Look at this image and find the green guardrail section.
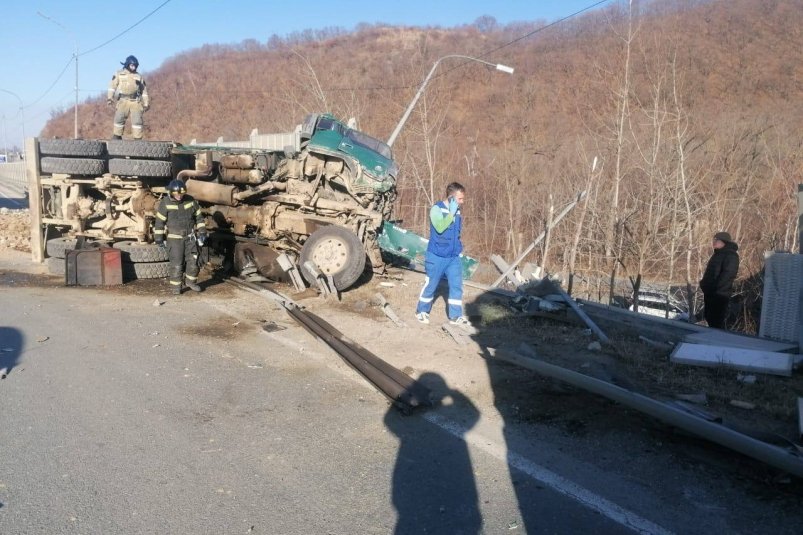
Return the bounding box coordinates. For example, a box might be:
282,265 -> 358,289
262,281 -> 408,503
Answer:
377,221 -> 478,280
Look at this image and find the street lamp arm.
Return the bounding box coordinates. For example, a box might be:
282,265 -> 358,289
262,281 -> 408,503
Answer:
386,55 -> 514,147
0,88 -> 27,157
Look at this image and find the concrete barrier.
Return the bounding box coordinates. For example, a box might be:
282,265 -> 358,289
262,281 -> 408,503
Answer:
0,162 -> 27,190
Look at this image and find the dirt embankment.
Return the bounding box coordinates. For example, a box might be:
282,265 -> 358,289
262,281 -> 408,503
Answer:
0,209 -> 32,252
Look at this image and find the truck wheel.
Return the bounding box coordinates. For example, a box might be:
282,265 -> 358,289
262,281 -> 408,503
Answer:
46,237 -> 78,259
113,241 -> 169,262
106,140 -> 172,159
109,158 -> 172,177
39,139 -> 105,157
41,157 -> 106,176
46,256 -> 66,276
122,261 -> 170,280
299,226 -> 365,290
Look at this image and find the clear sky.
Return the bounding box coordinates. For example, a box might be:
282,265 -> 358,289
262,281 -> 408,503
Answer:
0,0 -> 611,148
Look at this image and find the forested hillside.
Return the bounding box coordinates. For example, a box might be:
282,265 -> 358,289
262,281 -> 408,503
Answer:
42,0 -> 803,309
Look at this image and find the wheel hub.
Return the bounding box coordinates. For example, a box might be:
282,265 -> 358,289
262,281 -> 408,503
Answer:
311,238 -> 347,274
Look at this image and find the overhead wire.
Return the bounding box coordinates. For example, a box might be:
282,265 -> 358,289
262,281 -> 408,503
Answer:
21,0 -> 173,109
314,0 -> 614,92
79,0 -> 173,57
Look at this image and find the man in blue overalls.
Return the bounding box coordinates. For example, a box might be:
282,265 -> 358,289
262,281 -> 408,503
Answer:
415,182 -> 472,328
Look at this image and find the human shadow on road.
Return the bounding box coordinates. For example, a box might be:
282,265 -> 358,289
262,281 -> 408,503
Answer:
0,327 -> 24,379
384,372 -> 482,534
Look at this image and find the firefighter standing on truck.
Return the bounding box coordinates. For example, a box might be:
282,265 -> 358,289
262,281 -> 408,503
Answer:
154,180 -> 207,295
107,55 -> 149,140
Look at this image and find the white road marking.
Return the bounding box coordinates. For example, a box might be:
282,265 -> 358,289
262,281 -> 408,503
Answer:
425,412 -> 674,535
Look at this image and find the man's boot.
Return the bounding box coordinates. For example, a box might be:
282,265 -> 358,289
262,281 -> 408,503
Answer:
186,281 -> 201,292
171,285 -> 182,295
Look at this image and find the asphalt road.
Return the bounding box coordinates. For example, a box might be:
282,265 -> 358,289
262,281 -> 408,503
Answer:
0,277 -> 646,534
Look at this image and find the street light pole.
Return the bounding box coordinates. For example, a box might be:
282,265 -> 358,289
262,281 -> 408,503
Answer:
0,88 -> 26,160
387,55 -> 514,147
37,11 -> 79,139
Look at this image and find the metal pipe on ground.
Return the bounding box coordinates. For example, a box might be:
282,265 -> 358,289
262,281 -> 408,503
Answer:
489,347 -> 803,478
285,306 -> 430,411
226,277 -> 430,412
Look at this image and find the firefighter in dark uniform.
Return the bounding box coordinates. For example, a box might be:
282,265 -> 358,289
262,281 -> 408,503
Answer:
154,179 -> 207,295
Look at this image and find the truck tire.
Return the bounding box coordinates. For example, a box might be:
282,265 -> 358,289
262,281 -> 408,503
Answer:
109,158 -> 172,177
106,140 -> 172,159
299,226 -> 365,290
46,256 -> 66,276
41,157 -> 106,176
122,261 -> 170,280
46,237 -> 78,259
39,139 -> 105,157
113,241 -> 169,263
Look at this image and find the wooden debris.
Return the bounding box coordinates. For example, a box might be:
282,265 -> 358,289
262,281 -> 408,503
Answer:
670,343 -> 794,377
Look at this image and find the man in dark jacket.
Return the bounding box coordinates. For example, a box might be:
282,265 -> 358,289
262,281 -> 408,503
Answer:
699,231 -> 739,329
154,179 -> 207,295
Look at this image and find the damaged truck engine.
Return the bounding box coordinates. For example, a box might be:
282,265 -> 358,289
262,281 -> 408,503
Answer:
33,113 -> 401,289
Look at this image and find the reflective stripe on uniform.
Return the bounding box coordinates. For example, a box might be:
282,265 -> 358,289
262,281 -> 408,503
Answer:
448,299 -> 463,306
155,212 -> 167,221
167,233 -> 187,239
169,280 -> 181,286
166,205 -> 178,210
195,222 -> 206,229
183,201 -> 194,209
153,229 -> 165,235
185,274 -> 198,281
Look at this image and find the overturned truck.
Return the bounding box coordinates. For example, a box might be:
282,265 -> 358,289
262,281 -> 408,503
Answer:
30,114 -> 405,289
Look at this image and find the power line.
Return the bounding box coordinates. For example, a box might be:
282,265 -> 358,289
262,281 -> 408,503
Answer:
79,0 -> 173,57
21,0 -> 173,110
25,57 -> 74,109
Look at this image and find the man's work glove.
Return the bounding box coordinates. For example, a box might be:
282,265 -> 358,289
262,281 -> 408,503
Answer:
448,196 -> 459,215
196,231 -> 207,247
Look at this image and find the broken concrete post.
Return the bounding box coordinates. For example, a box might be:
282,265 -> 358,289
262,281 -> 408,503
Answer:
276,253 -> 306,292
303,260 -> 332,298
374,293 -> 407,327
490,254 -> 525,286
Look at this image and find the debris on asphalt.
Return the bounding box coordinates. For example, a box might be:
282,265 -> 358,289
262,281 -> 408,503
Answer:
675,393 -> 708,405
670,342 -> 794,377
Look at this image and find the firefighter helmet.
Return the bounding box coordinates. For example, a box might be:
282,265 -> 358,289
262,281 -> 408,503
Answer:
122,55 -> 139,68
168,179 -> 186,196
